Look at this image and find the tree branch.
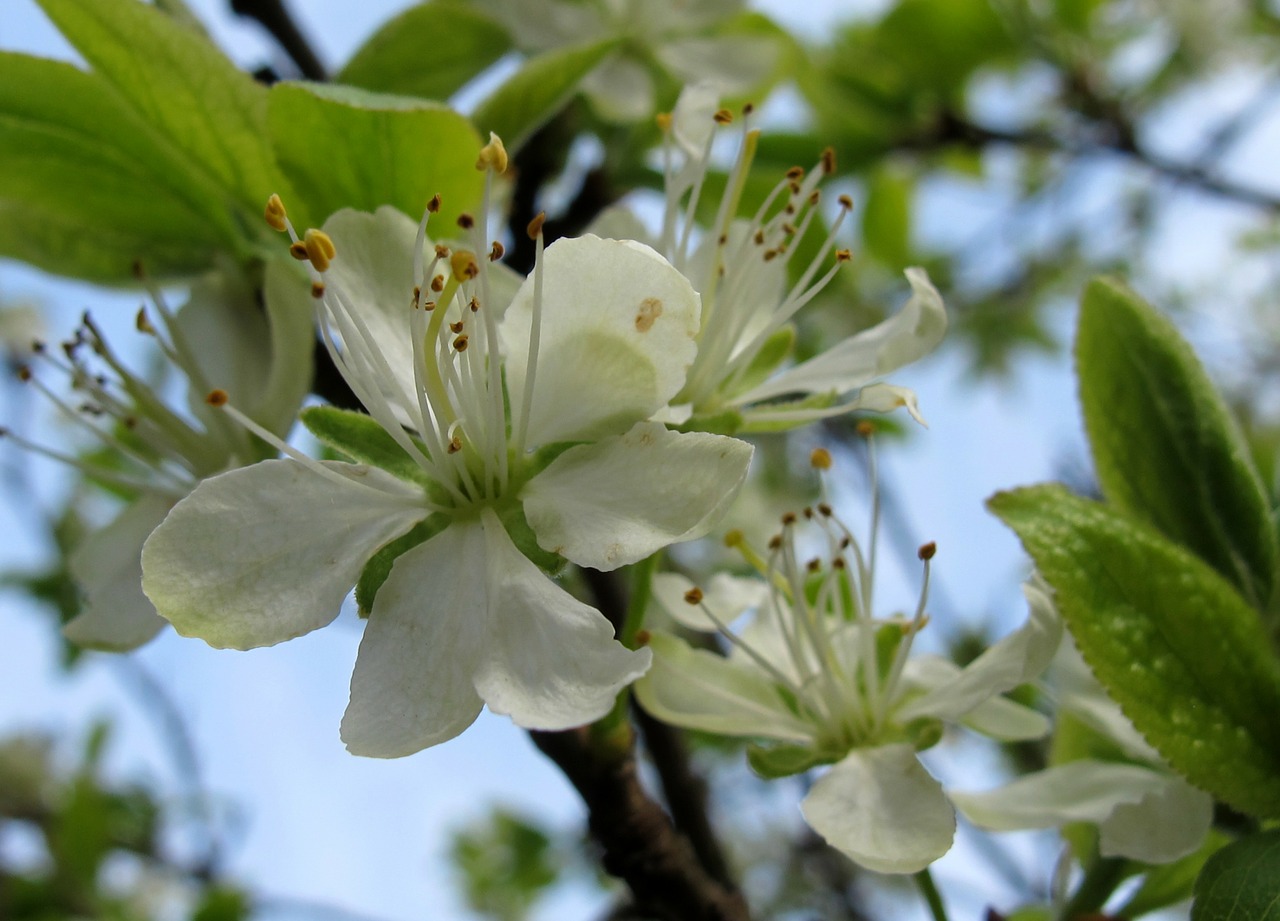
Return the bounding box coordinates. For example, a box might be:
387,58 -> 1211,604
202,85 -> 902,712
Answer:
228,0 -> 327,80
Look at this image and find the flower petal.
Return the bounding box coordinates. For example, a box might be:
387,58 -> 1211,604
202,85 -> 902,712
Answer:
1100,775 -> 1213,863
64,494 -> 173,651
651,571 -> 767,632
634,632 -> 815,743
341,519 -> 490,757
738,268 -> 946,405
801,745 -> 956,874
141,459 -> 426,650
582,54 -> 655,123
656,36 -> 780,96
472,509 -> 651,730
522,421 -> 752,570
501,236 -> 701,445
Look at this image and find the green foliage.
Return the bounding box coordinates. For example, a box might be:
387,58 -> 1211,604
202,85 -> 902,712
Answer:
268,82 -> 483,231
990,484 -> 1280,818
861,165 -> 914,270
1078,277 -> 1278,611
450,809 -> 563,921
337,0 -> 512,101
472,39 -> 618,154
1192,830 -> 1280,921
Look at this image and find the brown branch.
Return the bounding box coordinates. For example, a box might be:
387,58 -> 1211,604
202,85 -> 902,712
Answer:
531,727 -> 750,921
229,0 -> 327,80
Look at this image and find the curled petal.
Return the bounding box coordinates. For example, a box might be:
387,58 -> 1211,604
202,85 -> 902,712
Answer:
522,421 -> 752,570
801,745 -> 956,874
1100,775 -> 1213,863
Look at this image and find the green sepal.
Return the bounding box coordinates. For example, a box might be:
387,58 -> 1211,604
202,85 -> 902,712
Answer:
300,405 -> 430,486
874,623 -> 905,684
1191,829 -> 1280,921
679,409 -> 745,436
496,502 -> 562,574
1077,277 -> 1278,611
729,326 -> 796,399
746,742 -> 837,779
337,0 -> 512,102
903,716 -> 944,752
355,515 -> 449,617
472,39 -> 619,154
990,484 -> 1280,818
1117,829 -> 1230,918
738,391 -> 841,434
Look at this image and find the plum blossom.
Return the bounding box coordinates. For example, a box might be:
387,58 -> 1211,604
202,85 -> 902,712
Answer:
634,447 -> 1059,873
141,144 -> 754,757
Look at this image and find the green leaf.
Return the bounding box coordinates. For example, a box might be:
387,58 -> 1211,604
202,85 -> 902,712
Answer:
355,516 -> 446,617
1078,277 -> 1278,610
1119,830 -> 1231,918
472,39 -> 618,154
36,0 -> 284,221
268,82 -> 483,231
1192,830 -> 1280,921
990,484 -> 1280,818
0,53 -> 232,281
338,1 -> 512,101
747,742 -> 832,778
862,166 -> 913,269
300,405 -> 429,485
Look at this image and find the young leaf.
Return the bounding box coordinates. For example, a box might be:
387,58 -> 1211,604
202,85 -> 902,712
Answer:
471,39 -> 619,154
268,83 -> 483,231
990,484 -> 1280,818
337,0 -> 512,102
1077,277 -> 1278,610
1191,829 -> 1280,921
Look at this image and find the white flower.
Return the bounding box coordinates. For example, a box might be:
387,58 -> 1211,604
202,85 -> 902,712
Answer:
6,266 -> 312,650
140,161 -> 754,757
634,450 -> 1059,873
472,0 -> 782,122
951,635 -> 1214,865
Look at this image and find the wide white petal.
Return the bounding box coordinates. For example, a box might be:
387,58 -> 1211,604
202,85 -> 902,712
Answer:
738,269 -> 946,404
321,207 -> 422,407
582,55 -> 655,123
656,36 -> 779,96
1099,775 -> 1213,863
341,520 -> 489,757
896,580 -> 1061,723
651,571 -> 767,632
633,632 -> 815,742
501,236 -> 701,445
951,760 -> 1170,832
961,693 -> 1051,741
141,459 -> 426,650
801,745 -> 955,874
740,383 -> 925,429
473,509 -> 651,730
522,421 -> 752,570
64,494 -> 173,651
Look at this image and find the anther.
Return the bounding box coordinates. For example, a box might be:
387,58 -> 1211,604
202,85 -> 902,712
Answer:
808,190 -> 821,206
450,251 -> 479,280
684,587 -> 704,605
634,629 -> 652,646
526,212 -> 546,240
768,534 -> 783,550
742,102 -> 755,116
806,559 -> 821,573
434,244 -> 450,259
131,259 -> 145,281
918,541 -> 937,561
817,502 -> 833,517
836,249 -> 852,263
431,274 -> 445,293
838,194 -> 854,210
427,194 -> 442,214
311,282 -> 326,299
724,529 -> 744,548
449,321 -> 465,334
206,389 -> 229,407
289,241 -> 309,261
447,434 -> 463,454
303,229 -> 336,272
16,366 -> 32,382
856,420 -> 876,438
468,296 -> 480,312
786,166 -> 805,180
811,447 -> 833,470
754,230 -> 766,245
453,334 -> 469,352
457,213 -> 475,230
135,308 -> 154,334
264,194 -> 288,232
833,557 -> 847,570
803,506 -> 814,519
656,112 -> 672,132
489,241 -> 504,262
821,147 -> 836,174
780,511 -> 797,526
476,133 -> 509,173
714,108 -> 734,125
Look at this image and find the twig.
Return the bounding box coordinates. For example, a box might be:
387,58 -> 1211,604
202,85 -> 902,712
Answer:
228,0 -> 327,80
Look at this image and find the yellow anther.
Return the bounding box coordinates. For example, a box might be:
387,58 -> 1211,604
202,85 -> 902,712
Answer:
264,194 -> 288,232
289,241 -> 309,261
656,112 -> 672,132
303,229 -> 336,272
206,389 -> 229,407
810,447 -> 833,470
450,250 -> 479,280
835,249 -> 852,263
713,108 -> 734,125
476,133 -> 509,174
723,529 -> 744,548
856,420 -> 876,438
683,587 -> 704,605
526,212 -> 546,240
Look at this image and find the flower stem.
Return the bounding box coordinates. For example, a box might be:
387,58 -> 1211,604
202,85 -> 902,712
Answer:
622,553 -> 660,648
1061,855 -> 1128,919
914,867 -> 949,921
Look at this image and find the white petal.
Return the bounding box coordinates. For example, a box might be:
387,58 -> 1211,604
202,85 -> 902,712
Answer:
141,459 -> 426,650
738,268 -> 946,404
651,571 -> 767,632
582,55 -> 655,123
1100,775 -> 1213,863
585,205 -> 655,244
341,520 -> 490,757
656,36 -> 780,96
259,259 -> 321,435
739,383 -> 925,429
961,693 -> 1051,741
64,494 -> 173,651
801,745 -> 955,874
951,760 -> 1170,832
896,580 -> 1061,723
473,509 -> 651,730
633,632 -> 815,742
522,421 -> 752,570
670,81 -> 722,159
321,207 -> 422,407
501,236 -> 701,445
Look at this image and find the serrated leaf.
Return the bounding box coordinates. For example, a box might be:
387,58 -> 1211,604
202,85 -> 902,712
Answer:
300,405 -> 428,485
268,82 -> 483,230
990,484 -> 1280,818
355,516 -> 446,616
862,166 -> 913,269
338,1 -> 512,101
472,39 -> 618,154
1078,277 -> 1278,610
0,53 -> 232,281
36,0 -> 285,222
1192,830 -> 1280,921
